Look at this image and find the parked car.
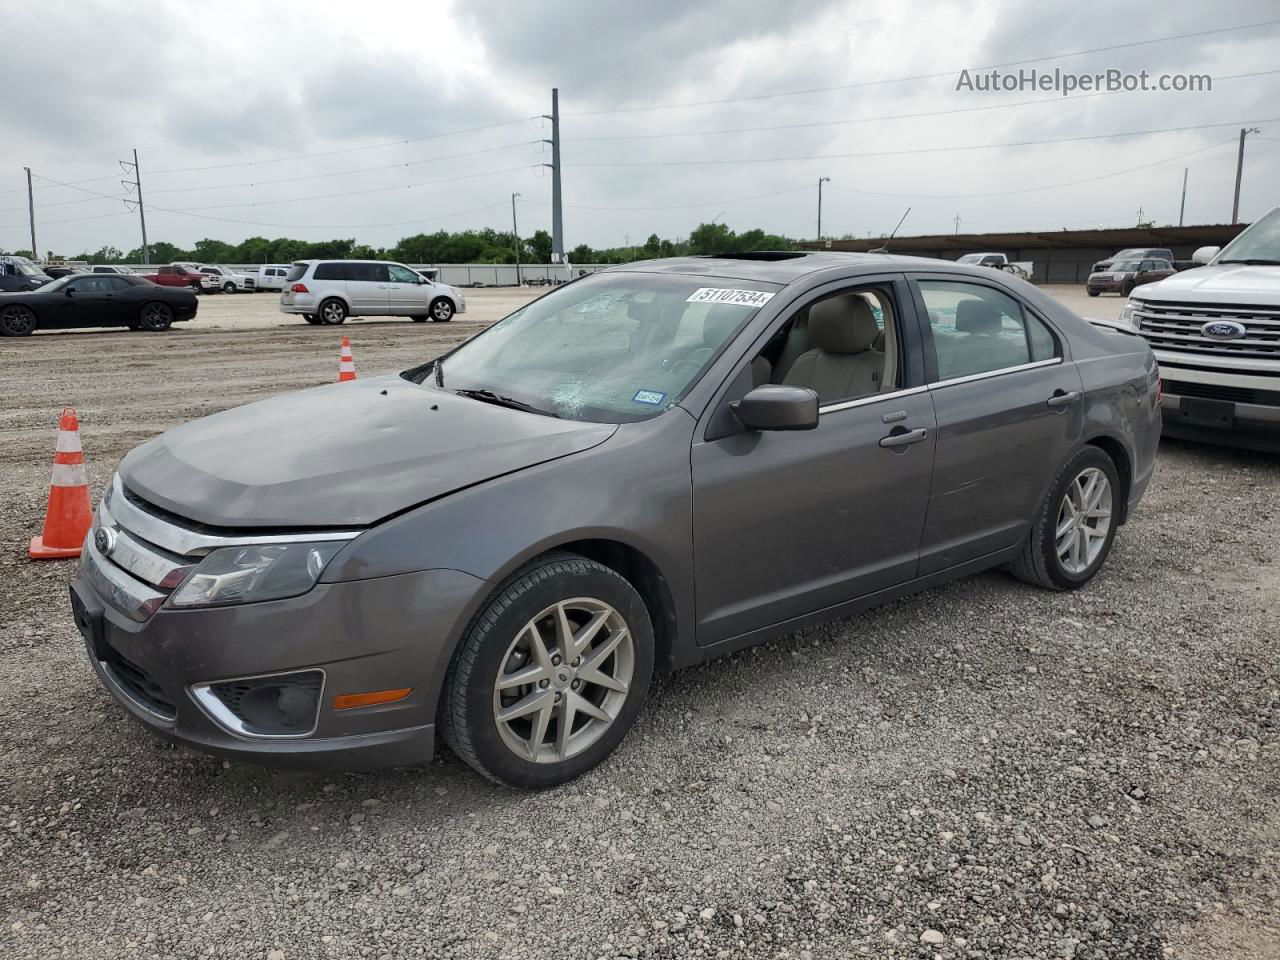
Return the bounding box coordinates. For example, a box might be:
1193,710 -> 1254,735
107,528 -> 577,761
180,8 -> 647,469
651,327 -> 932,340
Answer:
139,264 -> 208,292
1117,205 -> 1280,450
956,252 -> 1034,280
90,265 -> 136,276
1091,248 -> 1174,274
199,264 -> 256,293
279,260 -> 466,324
42,263 -> 89,280
255,264 -> 292,292
1086,257 -> 1175,296
0,255 -> 53,292
172,263 -> 220,293
0,273 -> 197,336
71,252 -> 1159,786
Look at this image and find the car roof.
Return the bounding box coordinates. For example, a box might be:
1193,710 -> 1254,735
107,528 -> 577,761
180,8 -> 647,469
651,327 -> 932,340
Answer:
600,251 -> 1009,284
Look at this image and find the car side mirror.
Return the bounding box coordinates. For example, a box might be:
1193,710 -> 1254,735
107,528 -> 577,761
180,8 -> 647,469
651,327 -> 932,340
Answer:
731,385 -> 819,432
1192,245 -> 1219,265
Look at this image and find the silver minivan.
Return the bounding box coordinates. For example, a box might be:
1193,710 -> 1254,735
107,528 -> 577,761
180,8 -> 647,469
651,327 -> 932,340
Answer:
279,259 -> 466,325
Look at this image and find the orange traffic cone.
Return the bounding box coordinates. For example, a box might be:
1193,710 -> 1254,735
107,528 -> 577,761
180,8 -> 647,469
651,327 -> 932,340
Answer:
339,336 -> 356,381
30,408 -> 93,560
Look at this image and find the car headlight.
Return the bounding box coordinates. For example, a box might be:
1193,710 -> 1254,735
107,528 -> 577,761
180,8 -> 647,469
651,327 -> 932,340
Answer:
1118,297 -> 1142,327
169,542 -> 344,608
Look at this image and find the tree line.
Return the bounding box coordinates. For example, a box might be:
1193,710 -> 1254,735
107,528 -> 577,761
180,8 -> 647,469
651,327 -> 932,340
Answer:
4,222 -> 793,266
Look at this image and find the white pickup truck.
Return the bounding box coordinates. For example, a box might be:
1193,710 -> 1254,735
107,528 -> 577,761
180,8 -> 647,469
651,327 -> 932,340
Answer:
1116,205 -> 1280,451
199,264 -> 256,293
956,251 -> 1034,280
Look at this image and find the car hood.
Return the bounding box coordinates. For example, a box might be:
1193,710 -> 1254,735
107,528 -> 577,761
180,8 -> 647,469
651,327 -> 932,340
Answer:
1137,263 -> 1280,303
119,375 -> 617,528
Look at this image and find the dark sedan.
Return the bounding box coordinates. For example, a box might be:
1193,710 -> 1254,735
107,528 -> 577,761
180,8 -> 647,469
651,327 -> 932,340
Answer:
1086,257 -> 1175,296
72,253 -> 1159,787
0,273 -> 198,336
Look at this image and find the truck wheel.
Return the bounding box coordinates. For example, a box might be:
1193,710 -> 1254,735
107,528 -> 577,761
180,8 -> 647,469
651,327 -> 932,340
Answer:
138,302 -> 174,332
439,552 -> 654,788
318,298 -> 347,325
0,304 -> 37,337
222,282 -> 236,294
1087,289 -> 1099,297
1010,447 -> 1120,591
429,297 -> 454,322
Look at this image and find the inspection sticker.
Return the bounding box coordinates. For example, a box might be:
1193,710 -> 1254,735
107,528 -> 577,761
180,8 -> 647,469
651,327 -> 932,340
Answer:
685,287 -> 776,307
632,389 -> 667,406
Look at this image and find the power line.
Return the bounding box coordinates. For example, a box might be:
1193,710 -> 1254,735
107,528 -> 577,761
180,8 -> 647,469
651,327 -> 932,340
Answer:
565,117 -> 1280,167
565,69 -> 1280,143
566,19 -> 1280,116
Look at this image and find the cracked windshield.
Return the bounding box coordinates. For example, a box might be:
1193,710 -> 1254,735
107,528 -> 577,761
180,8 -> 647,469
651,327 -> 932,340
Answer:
433,273 -> 780,422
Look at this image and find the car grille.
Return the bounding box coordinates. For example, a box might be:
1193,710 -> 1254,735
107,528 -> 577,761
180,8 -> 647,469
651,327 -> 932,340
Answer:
104,653 -> 178,721
1162,379 -> 1280,407
1135,300 -> 1280,360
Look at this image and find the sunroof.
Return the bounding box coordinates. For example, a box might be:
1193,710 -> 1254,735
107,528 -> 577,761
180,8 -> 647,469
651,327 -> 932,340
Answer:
699,251 -> 810,261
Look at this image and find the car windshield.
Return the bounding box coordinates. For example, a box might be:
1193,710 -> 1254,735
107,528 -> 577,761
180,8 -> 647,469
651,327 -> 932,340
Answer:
957,254 -> 985,264
1111,249 -> 1143,260
1111,260 -> 1141,272
427,272 -> 778,423
14,261 -> 48,278
1216,207 -> 1280,264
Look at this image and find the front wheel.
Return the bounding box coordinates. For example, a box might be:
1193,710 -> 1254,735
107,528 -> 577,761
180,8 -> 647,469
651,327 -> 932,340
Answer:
138,301 -> 174,332
1087,289 -> 1099,297
439,553 -> 654,788
429,297 -> 454,322
1011,446 -> 1120,591
318,298 -> 347,325
0,304 -> 37,337
222,282 -> 235,294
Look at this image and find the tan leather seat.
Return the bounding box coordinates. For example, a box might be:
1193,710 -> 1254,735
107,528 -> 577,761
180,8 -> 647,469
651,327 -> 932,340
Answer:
782,295 -> 884,403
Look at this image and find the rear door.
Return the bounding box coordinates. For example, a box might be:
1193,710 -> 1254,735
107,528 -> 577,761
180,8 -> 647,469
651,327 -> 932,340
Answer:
909,274 -> 1083,575
345,263 -> 390,314
386,263 -> 429,315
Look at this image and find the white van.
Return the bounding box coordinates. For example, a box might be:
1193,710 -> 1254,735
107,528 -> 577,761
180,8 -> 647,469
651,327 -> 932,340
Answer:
279,259 -> 466,324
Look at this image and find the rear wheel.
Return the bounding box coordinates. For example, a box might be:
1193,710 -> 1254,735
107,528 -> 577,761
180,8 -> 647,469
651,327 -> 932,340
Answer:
1011,446 -> 1120,591
440,553 -> 653,788
138,301 -> 173,332
318,298 -> 347,325
429,297 -> 454,322
0,304 -> 37,337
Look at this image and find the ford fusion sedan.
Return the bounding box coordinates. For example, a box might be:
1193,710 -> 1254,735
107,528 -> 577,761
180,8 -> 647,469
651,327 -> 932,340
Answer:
0,273 -> 197,336
71,252 -> 1159,787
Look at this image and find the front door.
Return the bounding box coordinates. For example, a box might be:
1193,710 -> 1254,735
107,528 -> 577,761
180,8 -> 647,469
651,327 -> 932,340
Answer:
910,275 -> 1083,574
386,263 -> 429,314
691,276 -> 936,645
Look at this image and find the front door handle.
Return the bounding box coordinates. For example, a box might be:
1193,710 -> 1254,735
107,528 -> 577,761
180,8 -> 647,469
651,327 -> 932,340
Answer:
879,427 -> 928,448
1046,390 -> 1080,408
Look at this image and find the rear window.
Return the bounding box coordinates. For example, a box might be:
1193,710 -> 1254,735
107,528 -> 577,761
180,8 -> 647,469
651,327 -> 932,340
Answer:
313,262 -> 347,281
286,263 -> 308,282
347,263 -> 389,283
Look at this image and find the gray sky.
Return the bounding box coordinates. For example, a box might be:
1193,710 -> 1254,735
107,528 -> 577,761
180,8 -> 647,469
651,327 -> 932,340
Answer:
2,0 -> 1278,257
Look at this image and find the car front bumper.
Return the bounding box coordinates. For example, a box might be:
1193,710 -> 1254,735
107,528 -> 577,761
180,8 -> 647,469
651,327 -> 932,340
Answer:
70,546 -> 486,770
1086,277 -> 1130,293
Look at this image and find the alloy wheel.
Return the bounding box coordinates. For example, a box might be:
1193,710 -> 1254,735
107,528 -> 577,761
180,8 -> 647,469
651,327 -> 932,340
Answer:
0,305 -> 36,336
491,598 -> 634,764
140,302 -> 173,331
431,298 -> 454,321
1055,467 -> 1112,574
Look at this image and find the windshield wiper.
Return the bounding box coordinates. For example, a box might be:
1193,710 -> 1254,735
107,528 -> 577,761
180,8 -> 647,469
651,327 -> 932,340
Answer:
453,388 -> 559,418
1217,258 -> 1280,265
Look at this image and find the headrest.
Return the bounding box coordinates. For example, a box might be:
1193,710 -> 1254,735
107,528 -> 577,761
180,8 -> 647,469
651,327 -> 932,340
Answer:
809,295 -> 881,354
701,305 -> 742,346
955,299 -> 1003,335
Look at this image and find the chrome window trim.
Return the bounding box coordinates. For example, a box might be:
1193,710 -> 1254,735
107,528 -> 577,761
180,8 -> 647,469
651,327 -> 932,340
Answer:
189,668 -> 326,741
107,474 -> 361,557
928,357 -> 1061,390
818,385 -> 929,415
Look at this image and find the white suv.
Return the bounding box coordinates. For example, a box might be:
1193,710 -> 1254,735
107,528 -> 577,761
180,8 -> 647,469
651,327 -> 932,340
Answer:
278,260 -> 466,325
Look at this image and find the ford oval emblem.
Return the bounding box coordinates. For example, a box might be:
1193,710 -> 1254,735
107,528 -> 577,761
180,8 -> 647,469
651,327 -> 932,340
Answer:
1201,320 -> 1246,340
94,526 -> 116,556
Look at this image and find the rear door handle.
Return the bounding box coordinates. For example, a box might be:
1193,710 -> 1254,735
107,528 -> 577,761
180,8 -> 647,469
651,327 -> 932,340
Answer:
1046,390 -> 1080,407
879,427 -> 928,448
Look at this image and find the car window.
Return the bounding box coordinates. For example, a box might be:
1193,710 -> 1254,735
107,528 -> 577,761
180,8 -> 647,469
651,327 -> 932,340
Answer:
387,264 -> 419,283
285,263 -> 308,283
313,262 -> 347,281
347,263 -> 389,283
918,280 -> 1057,381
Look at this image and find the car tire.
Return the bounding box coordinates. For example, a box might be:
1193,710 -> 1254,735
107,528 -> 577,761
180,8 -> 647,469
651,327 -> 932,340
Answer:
429,297 -> 454,322
1010,446 -> 1121,591
439,552 -> 654,789
222,282 -> 235,294
318,298 -> 347,325
137,301 -> 174,332
1087,289 -> 1099,297
0,304 -> 37,337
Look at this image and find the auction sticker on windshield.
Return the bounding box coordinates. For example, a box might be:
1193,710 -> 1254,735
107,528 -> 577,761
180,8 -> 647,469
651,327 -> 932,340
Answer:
686,287 -> 776,307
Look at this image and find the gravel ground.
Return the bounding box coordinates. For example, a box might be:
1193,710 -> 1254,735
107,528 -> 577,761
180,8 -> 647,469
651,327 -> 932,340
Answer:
1,287 -> 1276,959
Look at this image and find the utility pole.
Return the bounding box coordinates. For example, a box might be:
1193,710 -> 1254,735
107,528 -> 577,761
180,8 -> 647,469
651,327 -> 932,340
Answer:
1231,127 -> 1260,224
816,176 -> 830,240
953,213 -> 961,235
1136,205 -> 1144,226
23,167 -> 37,259
120,149 -> 150,265
1178,168 -> 1188,227
540,89 -> 564,265
511,192 -> 522,286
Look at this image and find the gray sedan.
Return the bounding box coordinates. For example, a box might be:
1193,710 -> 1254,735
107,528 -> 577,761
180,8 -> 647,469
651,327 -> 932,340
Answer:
70,253 -> 1161,787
